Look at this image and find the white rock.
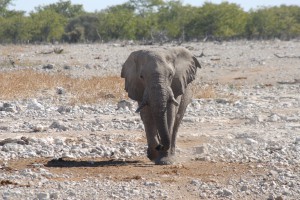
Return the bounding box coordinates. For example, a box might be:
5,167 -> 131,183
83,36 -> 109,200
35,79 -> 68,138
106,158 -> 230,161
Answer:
32,124 -> 47,132
62,153 -> 75,159
1,102 -> 17,112
2,143 -> 24,152
190,100 -> 201,110
190,179 -> 201,186
117,100 -> 133,110
244,138 -> 258,145
50,193 -> 59,199
37,192 -> 50,200
50,121 -> 68,131
54,138 -> 65,145
183,117 -> 200,123
56,87 -> 66,95
131,189 -> 140,195
57,106 -> 72,113
222,189 -> 233,196
241,185 -> 248,191
27,99 -> 45,110
144,182 -> 159,187
269,114 -> 281,122
194,146 -> 206,154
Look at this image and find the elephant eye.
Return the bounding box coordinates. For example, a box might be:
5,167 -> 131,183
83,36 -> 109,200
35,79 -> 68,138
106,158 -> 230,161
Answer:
140,75 -> 144,79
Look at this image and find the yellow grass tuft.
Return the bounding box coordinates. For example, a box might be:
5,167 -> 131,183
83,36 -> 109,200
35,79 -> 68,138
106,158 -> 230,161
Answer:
0,70 -> 127,104
192,84 -> 216,99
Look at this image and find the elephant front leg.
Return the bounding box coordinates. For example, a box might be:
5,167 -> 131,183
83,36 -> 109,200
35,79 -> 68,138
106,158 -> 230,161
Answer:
171,85 -> 193,156
140,106 -> 159,162
155,144 -> 175,165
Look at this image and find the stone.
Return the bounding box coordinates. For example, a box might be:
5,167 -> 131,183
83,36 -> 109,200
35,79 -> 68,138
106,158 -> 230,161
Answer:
32,124 -> 47,132
216,99 -> 230,104
182,117 -> 200,123
0,137 -> 27,147
275,196 -> 284,200
117,100 -> 133,110
27,99 -> 45,110
144,182 -> 159,187
56,87 -> 66,95
269,114 -> 281,122
2,143 -> 24,152
63,65 -> 72,70
223,189 -> 233,196
244,138 -> 258,145
1,102 -> 17,112
241,185 -> 248,191
217,189 -> 233,197
57,106 -> 72,114
190,179 -> 201,186
194,146 -> 206,154
54,138 -> 65,145
190,100 -> 201,110
269,170 -> 278,177
50,193 -> 59,199
43,64 -> 55,70
50,121 -> 68,131
37,192 -> 50,200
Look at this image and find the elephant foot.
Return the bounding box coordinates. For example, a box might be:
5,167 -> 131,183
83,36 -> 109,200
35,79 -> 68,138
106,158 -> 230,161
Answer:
155,151 -> 175,165
147,148 -> 159,161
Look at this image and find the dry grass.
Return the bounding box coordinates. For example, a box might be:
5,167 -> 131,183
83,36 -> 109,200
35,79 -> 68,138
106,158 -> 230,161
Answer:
192,83 -> 239,103
0,70 -> 127,104
0,45 -> 27,56
192,84 -> 217,99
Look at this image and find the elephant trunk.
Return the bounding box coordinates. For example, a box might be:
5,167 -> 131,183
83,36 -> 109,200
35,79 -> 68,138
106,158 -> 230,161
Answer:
153,110 -> 170,150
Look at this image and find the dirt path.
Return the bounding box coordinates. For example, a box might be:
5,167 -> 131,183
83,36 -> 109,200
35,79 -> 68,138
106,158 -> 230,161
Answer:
2,129 -> 268,199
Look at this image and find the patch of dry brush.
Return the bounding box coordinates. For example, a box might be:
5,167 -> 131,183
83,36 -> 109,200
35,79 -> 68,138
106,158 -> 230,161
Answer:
192,84 -> 216,99
0,70 -> 126,104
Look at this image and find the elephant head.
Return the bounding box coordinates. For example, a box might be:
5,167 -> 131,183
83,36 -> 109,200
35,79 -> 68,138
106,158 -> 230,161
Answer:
121,47 -> 201,162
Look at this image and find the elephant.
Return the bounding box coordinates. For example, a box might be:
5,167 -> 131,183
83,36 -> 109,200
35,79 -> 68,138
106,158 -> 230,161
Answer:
121,47 -> 201,165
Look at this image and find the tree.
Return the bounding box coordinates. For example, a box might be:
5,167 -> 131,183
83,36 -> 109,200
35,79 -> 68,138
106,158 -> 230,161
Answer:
35,0 -> 84,18
187,2 -> 247,40
0,11 -> 31,43
246,6 -> 300,39
29,9 -> 67,42
0,0 -> 13,17
64,14 -> 99,42
129,0 -> 164,16
157,1 -> 197,41
97,4 -> 137,40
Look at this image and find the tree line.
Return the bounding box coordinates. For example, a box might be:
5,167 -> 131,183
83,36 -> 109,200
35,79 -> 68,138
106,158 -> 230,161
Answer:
1,0 -> 300,43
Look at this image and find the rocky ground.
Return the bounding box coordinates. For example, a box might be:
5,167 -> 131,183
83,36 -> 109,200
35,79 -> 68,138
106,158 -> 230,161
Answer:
0,40 -> 299,199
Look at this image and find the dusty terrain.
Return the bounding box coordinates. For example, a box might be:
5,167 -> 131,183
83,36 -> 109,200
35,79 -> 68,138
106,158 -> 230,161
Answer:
0,40 -> 300,199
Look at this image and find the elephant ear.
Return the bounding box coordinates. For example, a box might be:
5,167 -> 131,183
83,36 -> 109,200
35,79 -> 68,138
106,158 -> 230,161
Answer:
121,51 -> 144,102
171,48 -> 201,98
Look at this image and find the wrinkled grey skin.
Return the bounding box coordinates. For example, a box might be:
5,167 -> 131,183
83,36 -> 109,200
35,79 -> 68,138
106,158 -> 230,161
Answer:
121,47 -> 201,165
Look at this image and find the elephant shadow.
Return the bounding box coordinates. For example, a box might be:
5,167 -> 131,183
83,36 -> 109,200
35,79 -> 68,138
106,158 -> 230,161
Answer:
45,158 -> 150,168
